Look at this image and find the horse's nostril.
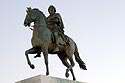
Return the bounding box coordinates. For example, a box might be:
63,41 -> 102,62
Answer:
24,22 -> 27,26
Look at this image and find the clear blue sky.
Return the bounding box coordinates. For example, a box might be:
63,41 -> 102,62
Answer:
0,0 -> 125,83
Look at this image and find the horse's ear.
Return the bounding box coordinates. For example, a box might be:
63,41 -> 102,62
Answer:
26,10 -> 28,13
26,7 -> 32,13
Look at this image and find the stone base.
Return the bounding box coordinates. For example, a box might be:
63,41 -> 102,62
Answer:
15,74 -> 86,83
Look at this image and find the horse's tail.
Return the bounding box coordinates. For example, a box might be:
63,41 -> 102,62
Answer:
74,43 -> 87,70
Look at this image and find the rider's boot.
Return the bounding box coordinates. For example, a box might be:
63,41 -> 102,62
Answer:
53,45 -> 59,52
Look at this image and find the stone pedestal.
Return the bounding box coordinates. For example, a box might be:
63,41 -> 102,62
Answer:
15,74 -> 86,83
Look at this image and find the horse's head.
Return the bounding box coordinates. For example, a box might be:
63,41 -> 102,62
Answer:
24,7 -> 37,27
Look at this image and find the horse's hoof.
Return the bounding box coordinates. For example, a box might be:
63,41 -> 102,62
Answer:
65,72 -> 69,78
34,54 -> 41,58
46,72 -> 49,76
73,78 -> 76,81
30,64 -> 35,69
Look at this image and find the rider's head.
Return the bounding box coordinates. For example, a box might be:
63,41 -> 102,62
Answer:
48,5 -> 56,15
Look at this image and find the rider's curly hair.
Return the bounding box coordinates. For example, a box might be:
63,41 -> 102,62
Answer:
48,5 -> 56,13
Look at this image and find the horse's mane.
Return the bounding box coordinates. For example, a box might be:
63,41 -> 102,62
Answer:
32,8 -> 46,19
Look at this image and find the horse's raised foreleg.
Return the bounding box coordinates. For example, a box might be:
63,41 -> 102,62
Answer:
42,46 -> 49,76
34,48 -> 41,58
25,47 -> 38,69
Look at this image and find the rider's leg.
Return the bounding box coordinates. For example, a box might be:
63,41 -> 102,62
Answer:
53,32 -> 59,52
59,29 -> 69,45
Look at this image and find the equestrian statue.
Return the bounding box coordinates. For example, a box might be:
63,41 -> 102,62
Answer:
23,5 -> 87,80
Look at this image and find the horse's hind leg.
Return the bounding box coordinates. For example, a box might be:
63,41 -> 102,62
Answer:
66,57 -> 75,80
65,47 -> 76,80
25,47 -> 38,69
58,54 -> 76,80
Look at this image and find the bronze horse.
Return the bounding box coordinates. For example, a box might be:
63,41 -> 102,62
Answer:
24,7 -> 87,80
